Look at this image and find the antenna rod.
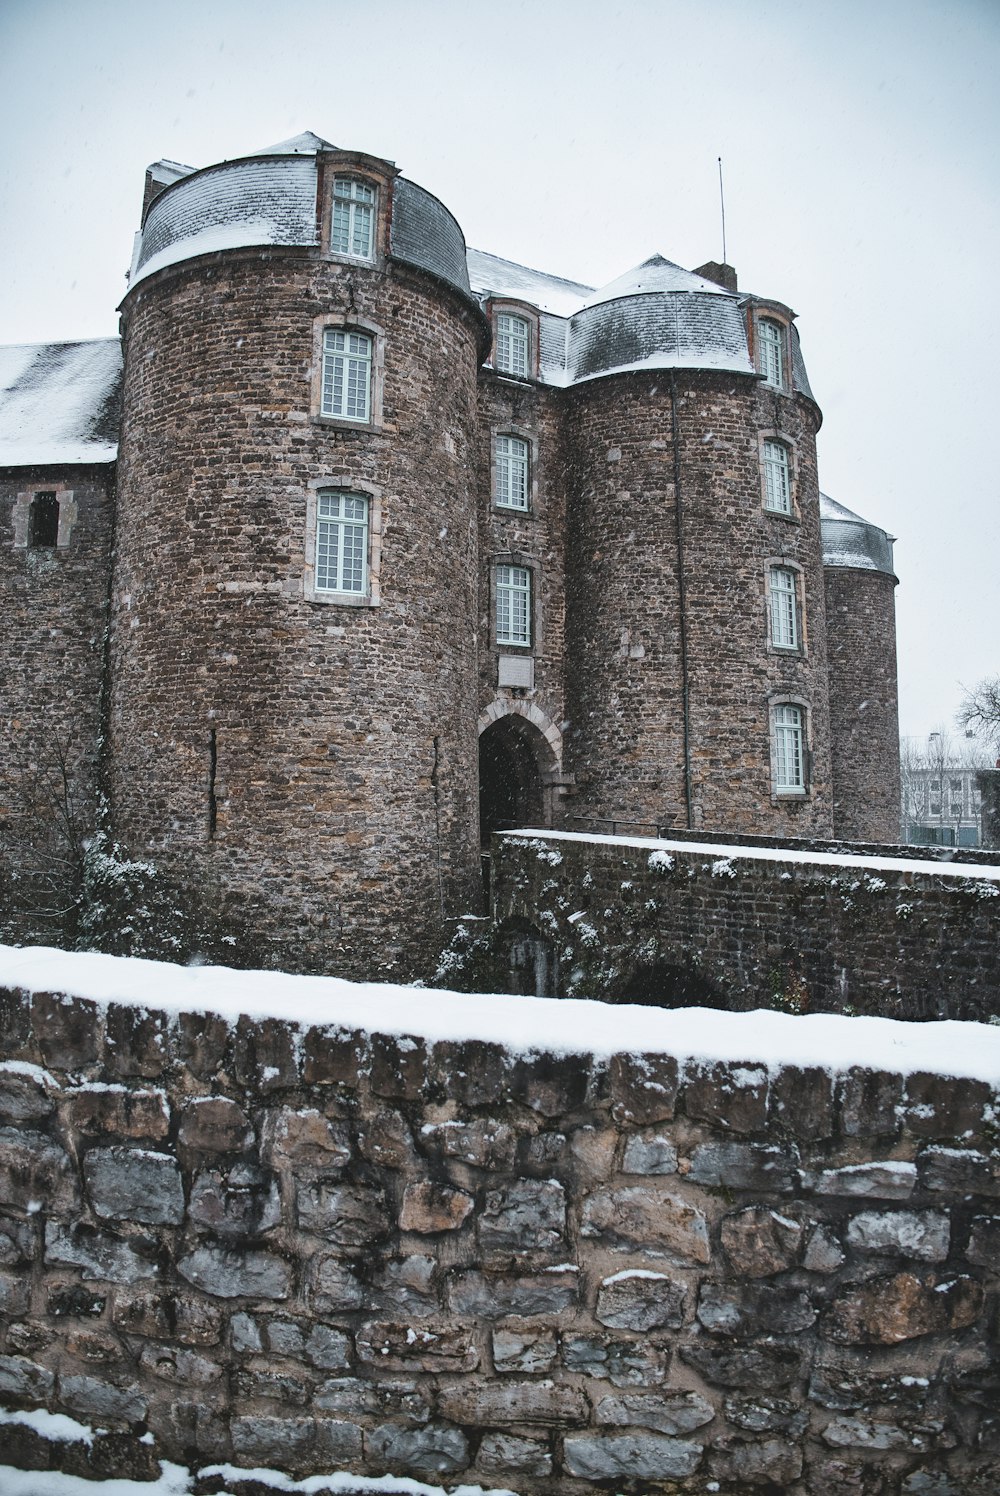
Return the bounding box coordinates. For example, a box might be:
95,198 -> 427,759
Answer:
718,156 -> 727,265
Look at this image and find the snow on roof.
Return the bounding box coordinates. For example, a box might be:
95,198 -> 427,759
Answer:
0,340 -> 122,467
467,247 -> 594,317
820,493 -> 869,525
132,218 -> 286,285
248,130 -> 337,156
2,943 -> 999,1084
820,492 -> 896,574
581,254 -> 732,308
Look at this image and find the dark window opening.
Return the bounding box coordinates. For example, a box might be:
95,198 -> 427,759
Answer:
478,719 -> 545,848
29,492 -> 59,548
619,961 -> 719,1008
208,727 -> 218,839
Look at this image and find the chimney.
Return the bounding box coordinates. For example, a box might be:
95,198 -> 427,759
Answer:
694,260 -> 738,292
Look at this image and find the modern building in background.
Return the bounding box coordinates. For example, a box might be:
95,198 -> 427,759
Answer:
0,133 -> 901,977
902,733 -> 986,847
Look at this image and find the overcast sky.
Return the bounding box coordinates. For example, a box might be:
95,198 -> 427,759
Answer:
2,0 -> 996,743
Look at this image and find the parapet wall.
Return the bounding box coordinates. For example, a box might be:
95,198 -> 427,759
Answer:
1,952 -> 998,1492
490,831 -> 1000,1021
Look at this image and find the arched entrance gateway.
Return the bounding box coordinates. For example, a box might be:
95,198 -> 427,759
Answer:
476,703 -> 566,880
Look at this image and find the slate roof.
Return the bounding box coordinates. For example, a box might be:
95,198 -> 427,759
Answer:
820,493 -> 896,576
0,340 -> 122,467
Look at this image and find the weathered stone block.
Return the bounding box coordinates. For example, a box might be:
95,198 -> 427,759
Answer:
370,1032 -> 427,1101
902,1073 -> 991,1139
685,1060 -> 768,1133
680,1342 -> 804,1390
229,1313 -> 263,1353
697,1281 -> 816,1337
0,1354 -> 54,1402
475,1431 -> 552,1476
84,1147 -> 184,1225
233,1366 -> 310,1405
104,1004 -> 169,1078
0,1273 -> 29,1316
177,1244 -> 290,1300
372,1254 -> 439,1318
837,1067 -> 903,1138
400,1180 -> 474,1234
478,1179 -> 565,1258
306,1255 -> 365,1313
803,1224 -> 846,1273
0,1061 -> 57,1122
808,1349 -> 933,1412
446,1269 -> 578,1318
687,1141 -> 798,1191
49,1285 -> 106,1319
581,1184 -> 710,1260
769,1065 -> 834,1139
0,1127 -> 78,1212
231,1415 -> 315,1464
720,1206 -> 802,1275
45,1222 -> 158,1284
845,1209 -> 949,1260
357,1322 -> 478,1373
112,1290 -> 223,1345
139,1344 -> 223,1386
188,1163 -> 281,1238
314,1376 -> 429,1424
822,1416 -> 924,1450
563,1432 -> 703,1479
302,1026 -> 365,1086
439,1377 -> 587,1427
314,1418 -> 364,1464
303,1323 -> 352,1370
367,1422 -> 469,1476
60,1374 -> 147,1425
919,1147 -> 1000,1198
595,1269 -> 687,1330
419,1117 -> 517,1170
823,1273 -> 984,1344
621,1130 -> 678,1175
357,1109 -> 416,1170
709,1436 -> 803,1485
178,1096 -> 253,1153
510,1051 -> 592,1117
724,1394 -> 809,1435
65,1085 -> 170,1140
263,1107 -> 351,1170
30,991 -> 100,1068
428,1039 -> 509,1107
811,1161 -> 917,1198
561,1335 -> 669,1387
609,1052 -> 679,1125
232,1015 -> 299,1090
174,1011 -> 230,1079
492,1328 -> 556,1374
966,1214 -> 1000,1268
296,1183 -> 389,1244
595,1389 -> 715,1435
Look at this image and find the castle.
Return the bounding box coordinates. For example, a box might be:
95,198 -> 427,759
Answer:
0,132 -> 900,979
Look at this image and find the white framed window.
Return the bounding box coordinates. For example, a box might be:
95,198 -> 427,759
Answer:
759,318 -> 785,388
331,177 -> 375,260
774,703 -> 806,794
495,314 -> 530,377
762,440 -> 791,514
495,435 -> 530,510
316,491 -> 369,595
321,329 -> 372,422
496,564 -> 532,647
769,566 -> 799,650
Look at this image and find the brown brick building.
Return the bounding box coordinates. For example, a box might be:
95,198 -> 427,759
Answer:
0,132 -> 900,976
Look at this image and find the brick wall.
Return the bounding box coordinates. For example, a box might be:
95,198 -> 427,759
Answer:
491,831 -> 1000,1022
0,964 -> 997,1492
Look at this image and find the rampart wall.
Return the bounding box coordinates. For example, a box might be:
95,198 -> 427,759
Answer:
489,831 -> 1000,1021
0,949 -> 998,1494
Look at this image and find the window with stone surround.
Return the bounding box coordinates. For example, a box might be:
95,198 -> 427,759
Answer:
496,563 -> 532,646
495,434 -> 530,511
758,318 -> 786,389
772,701 -> 808,796
495,313 -> 531,378
28,492 -> 59,548
321,329 -> 372,422
768,565 -> 800,651
762,439 -> 791,514
304,481 -> 382,607
331,177 -> 376,260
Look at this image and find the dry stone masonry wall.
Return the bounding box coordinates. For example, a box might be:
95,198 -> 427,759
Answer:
0,966 -> 997,1493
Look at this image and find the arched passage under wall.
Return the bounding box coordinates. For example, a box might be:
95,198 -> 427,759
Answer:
477,704 -> 563,848
618,961 -> 720,1008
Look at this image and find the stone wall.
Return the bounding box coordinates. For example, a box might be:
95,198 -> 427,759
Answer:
0,963 -> 998,1493
489,831 -> 1000,1022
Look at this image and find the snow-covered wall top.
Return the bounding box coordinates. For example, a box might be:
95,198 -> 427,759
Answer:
820,493 -> 896,575
0,340 -> 122,467
2,944 -> 999,1084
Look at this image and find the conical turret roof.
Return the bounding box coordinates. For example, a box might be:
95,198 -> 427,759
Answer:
581,254 -> 732,309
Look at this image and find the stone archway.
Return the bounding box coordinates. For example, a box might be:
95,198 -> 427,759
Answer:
477,702 -> 564,848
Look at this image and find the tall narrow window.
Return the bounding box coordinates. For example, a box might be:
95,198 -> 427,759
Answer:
316,491 -> 369,594
774,704 -> 806,793
29,492 -> 58,548
762,440 -> 791,514
759,319 -> 785,388
769,566 -> 799,650
331,177 -> 375,259
321,330 -> 372,421
495,314 -> 530,377
496,435 -> 530,510
496,564 -> 531,646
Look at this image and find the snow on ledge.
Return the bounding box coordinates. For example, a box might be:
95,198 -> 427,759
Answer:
2,944 -> 999,1084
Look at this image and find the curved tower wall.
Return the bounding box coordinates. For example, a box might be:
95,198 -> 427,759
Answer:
563,357 -> 833,837
111,152 -> 485,978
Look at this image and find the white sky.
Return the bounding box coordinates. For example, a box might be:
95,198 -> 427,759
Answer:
1,0 -> 997,742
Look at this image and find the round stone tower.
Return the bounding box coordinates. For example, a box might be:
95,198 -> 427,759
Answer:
110,134 -> 487,977
562,258 -> 834,837
821,494 -> 901,841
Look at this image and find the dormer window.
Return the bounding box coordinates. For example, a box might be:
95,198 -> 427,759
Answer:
495,314 -> 530,378
331,177 -> 375,260
758,319 -> 786,389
